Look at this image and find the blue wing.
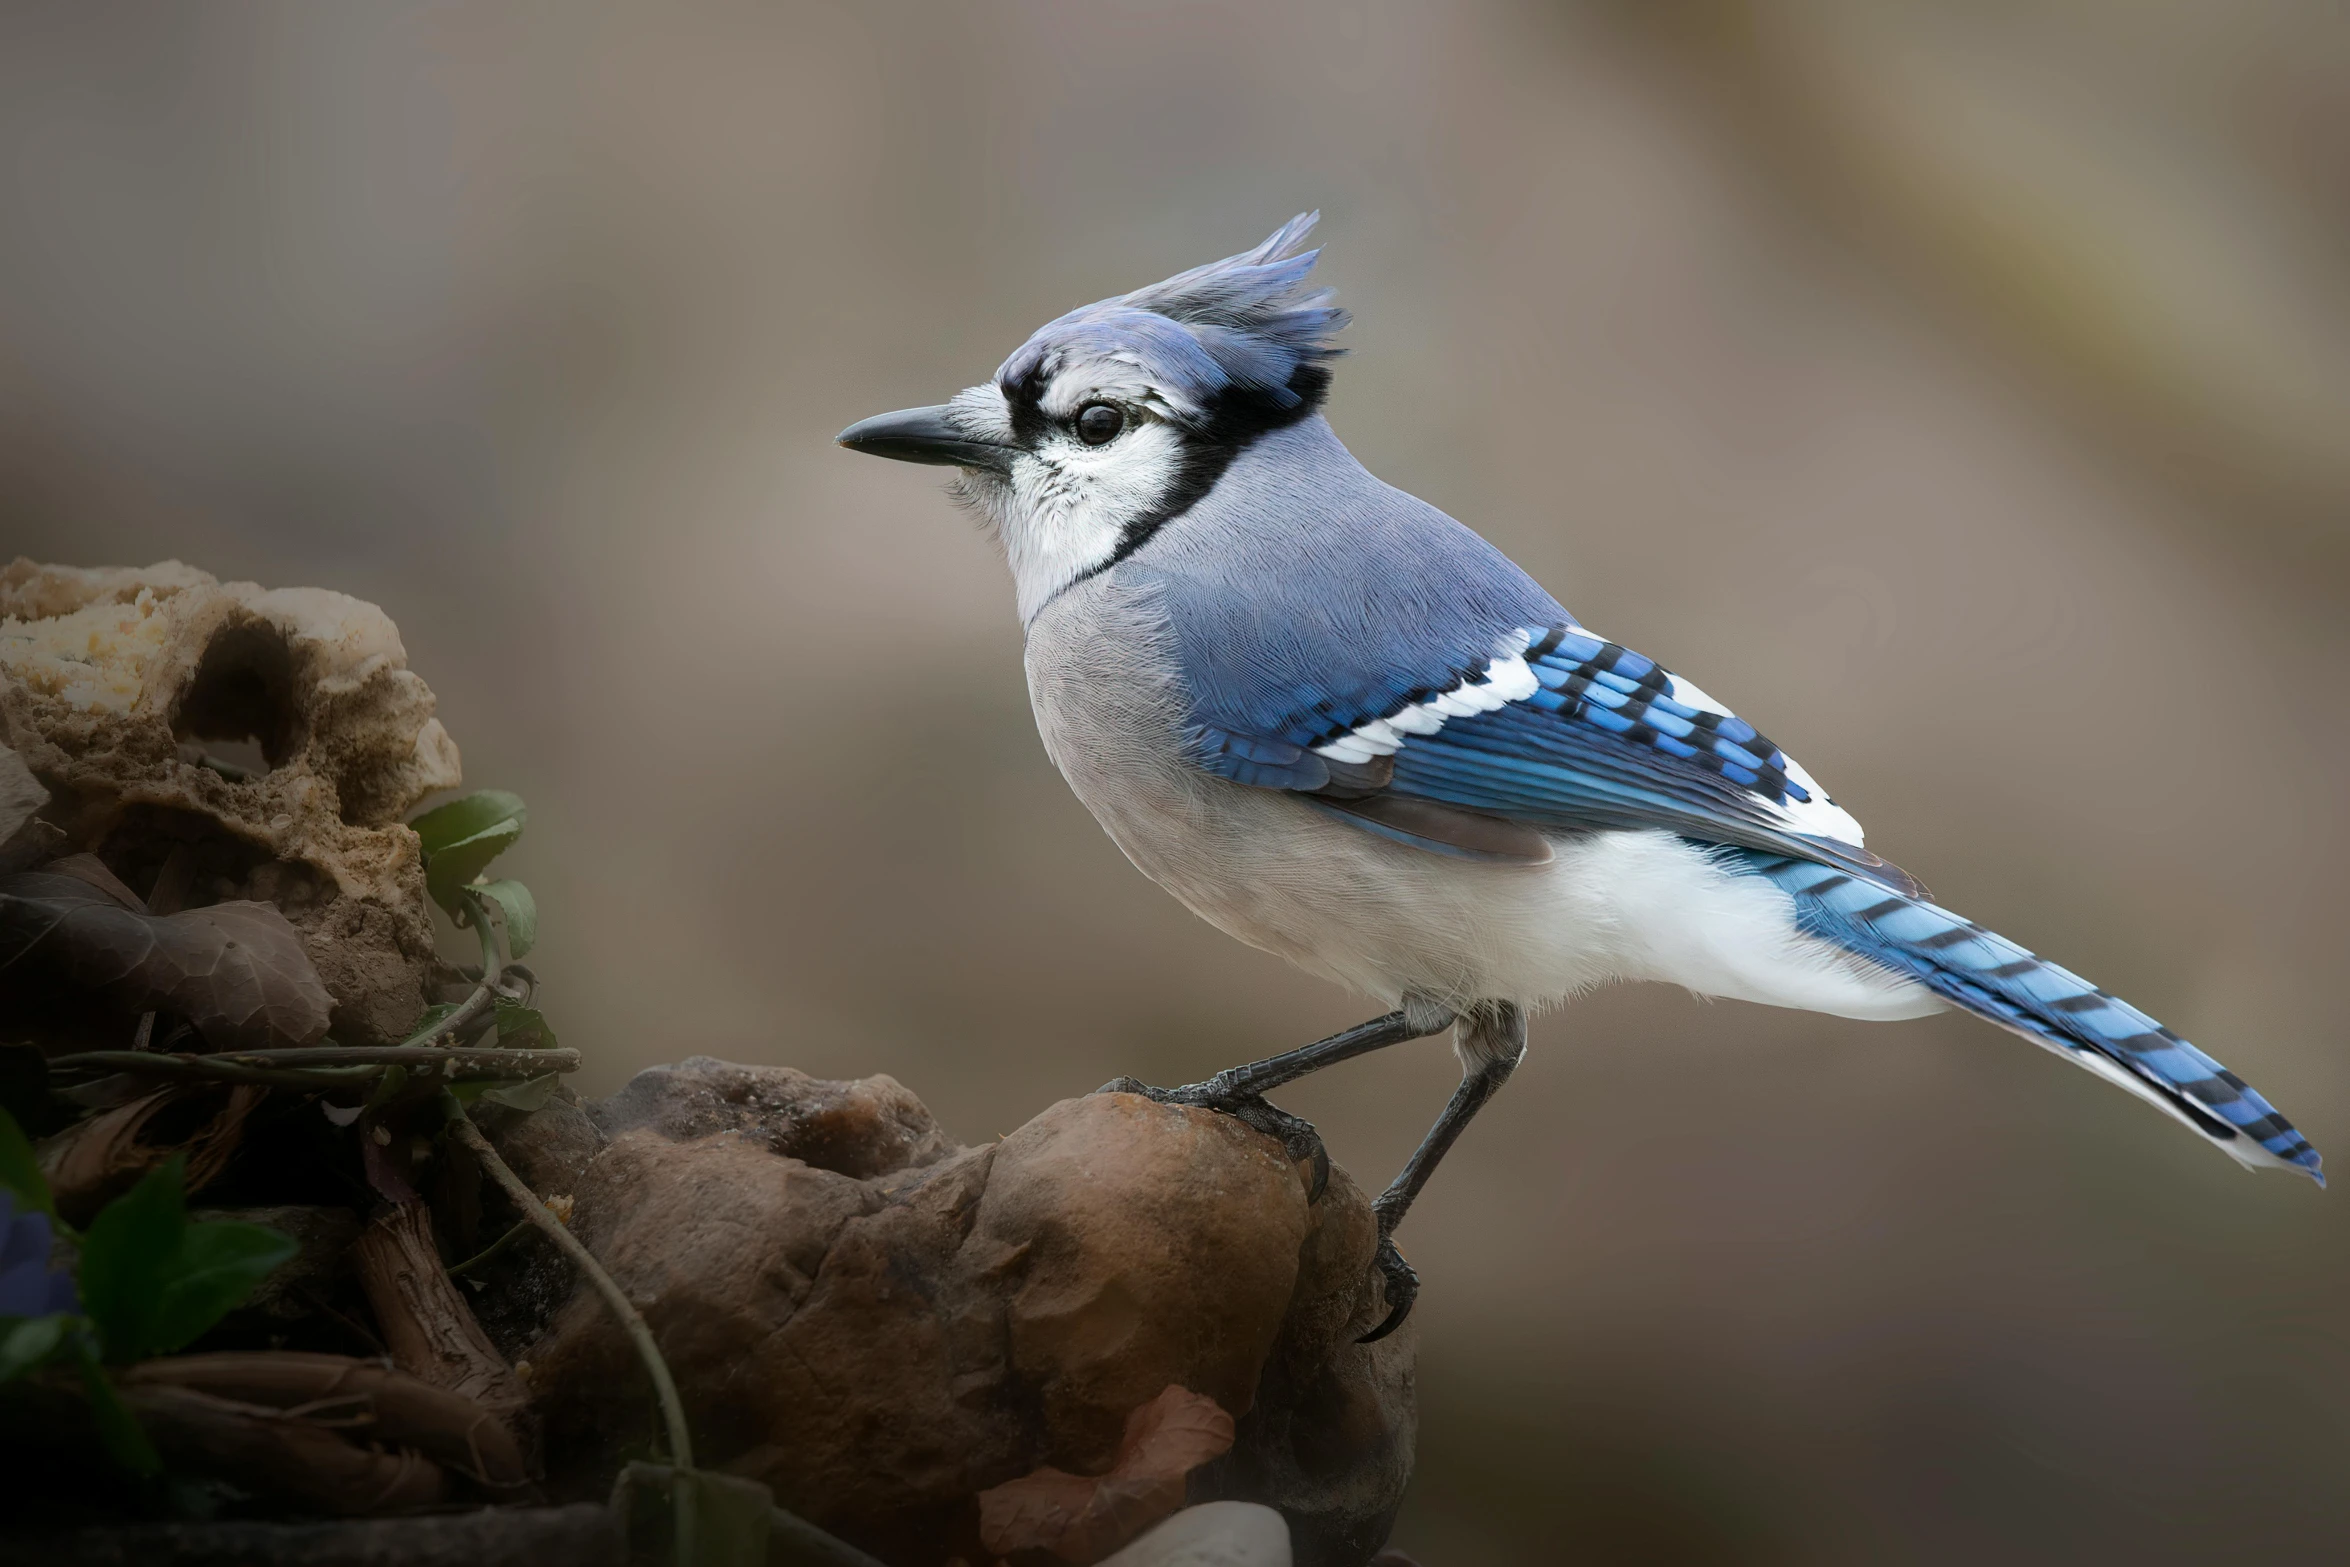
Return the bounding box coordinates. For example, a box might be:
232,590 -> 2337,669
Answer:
1176,608 -> 1917,893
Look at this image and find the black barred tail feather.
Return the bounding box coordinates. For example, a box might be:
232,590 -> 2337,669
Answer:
1736,849 -> 2323,1183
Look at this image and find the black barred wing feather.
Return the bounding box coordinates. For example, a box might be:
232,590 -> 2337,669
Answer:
1220,623 -> 1922,894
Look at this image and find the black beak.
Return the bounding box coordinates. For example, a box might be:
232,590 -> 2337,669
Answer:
836,404 -> 1013,473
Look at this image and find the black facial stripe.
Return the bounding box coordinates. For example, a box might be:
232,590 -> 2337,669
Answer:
1004,365 -> 1050,445
1069,363 -> 1333,584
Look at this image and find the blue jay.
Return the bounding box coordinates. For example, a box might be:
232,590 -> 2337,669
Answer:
839,215 -> 2321,1338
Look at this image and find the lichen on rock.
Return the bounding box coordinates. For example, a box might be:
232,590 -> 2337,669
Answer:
0,559 -> 464,1043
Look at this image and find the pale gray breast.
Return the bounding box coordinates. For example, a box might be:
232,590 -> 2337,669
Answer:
1021,566 -> 1408,990
1021,569 -> 1199,827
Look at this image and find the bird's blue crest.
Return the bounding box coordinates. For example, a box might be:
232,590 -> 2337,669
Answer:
997,213 -> 1349,420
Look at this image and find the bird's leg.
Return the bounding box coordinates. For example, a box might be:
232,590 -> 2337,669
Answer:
1360,1000 -> 1526,1343
1097,995 -> 1456,1202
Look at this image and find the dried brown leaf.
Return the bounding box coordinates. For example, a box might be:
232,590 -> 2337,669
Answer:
977,1385 -> 1236,1565
41,1080 -> 264,1224
0,866 -> 332,1049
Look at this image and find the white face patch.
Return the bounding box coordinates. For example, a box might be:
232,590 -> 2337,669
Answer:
945,382 -> 1189,623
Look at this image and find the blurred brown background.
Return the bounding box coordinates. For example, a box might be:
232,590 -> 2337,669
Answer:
4,2 -> 2347,1560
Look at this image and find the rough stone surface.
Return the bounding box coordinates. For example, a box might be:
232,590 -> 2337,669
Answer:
592,1056 -> 959,1179
1192,1166 -> 1417,1567
0,559 -> 462,1043
491,1060 -> 1415,1567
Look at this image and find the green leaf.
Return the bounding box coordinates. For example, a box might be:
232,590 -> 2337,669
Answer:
408,790 -> 528,856
0,1313 -> 68,1382
79,1156 -> 295,1361
427,822 -> 522,913
71,1333 -> 158,1474
473,879 -> 537,959
410,791 -> 527,914
146,1223 -> 299,1355
492,998 -> 557,1051
79,1157 -> 187,1360
0,1103 -> 54,1221
476,1074 -> 560,1113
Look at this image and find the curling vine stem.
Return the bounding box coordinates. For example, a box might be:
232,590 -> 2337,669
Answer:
392,884 -> 509,1050
443,1095 -> 697,1564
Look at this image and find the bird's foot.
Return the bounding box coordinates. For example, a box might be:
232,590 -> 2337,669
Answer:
1358,1227 -> 1418,1343
1095,1074 -> 1330,1202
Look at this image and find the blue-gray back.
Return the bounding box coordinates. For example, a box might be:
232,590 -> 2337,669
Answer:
1115,415 -> 1565,749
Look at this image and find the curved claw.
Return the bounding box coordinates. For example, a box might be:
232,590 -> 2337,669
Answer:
1091,1077 -> 1330,1203
1225,1095 -> 1329,1204
1358,1232 -> 1418,1343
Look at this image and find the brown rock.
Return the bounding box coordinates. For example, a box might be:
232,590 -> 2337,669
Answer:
0,559 -> 462,1043
978,1092 -> 1310,1469
40,1081 -> 266,1224
1194,1161 -> 1418,1567
493,1061 -> 1414,1567
593,1056 -> 959,1179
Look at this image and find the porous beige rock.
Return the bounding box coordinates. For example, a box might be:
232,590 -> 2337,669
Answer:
0,559 -> 462,1043
487,1060 -> 1416,1567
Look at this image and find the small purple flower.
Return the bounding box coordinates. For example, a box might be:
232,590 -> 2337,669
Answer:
0,1189 -> 76,1319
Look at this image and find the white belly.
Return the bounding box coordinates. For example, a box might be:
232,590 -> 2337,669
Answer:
1022,584 -> 1940,1022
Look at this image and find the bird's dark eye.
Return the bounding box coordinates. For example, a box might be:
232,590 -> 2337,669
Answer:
1075,403 -> 1124,445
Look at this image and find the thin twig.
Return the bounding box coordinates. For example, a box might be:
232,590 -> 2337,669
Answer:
44,1047 -> 578,1092
393,886 -> 508,1050
443,1098 -> 697,1563
290,1282 -> 389,1358
52,1046 -> 578,1073
446,1217 -> 533,1277
250,1045 -> 569,1071
43,1058 -> 389,1090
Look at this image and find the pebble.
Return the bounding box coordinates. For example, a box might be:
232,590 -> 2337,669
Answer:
1097,1502 -> 1293,1567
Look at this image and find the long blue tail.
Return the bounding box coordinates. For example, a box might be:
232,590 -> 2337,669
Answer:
1736,850 -> 2323,1184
